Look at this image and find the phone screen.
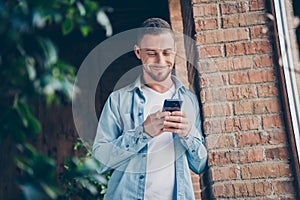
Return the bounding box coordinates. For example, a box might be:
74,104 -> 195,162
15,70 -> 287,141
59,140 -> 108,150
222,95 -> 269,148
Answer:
162,99 -> 182,112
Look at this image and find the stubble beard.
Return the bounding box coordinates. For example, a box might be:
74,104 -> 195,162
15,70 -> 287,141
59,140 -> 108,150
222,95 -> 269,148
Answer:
144,65 -> 172,82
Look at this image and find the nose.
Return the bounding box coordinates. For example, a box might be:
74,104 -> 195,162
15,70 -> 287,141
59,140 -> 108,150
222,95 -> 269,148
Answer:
156,52 -> 167,65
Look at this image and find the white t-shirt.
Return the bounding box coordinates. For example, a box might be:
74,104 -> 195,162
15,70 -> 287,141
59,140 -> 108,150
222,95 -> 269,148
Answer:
142,84 -> 176,200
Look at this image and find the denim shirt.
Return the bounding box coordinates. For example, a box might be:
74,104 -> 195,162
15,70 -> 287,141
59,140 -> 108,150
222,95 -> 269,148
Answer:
92,75 -> 207,200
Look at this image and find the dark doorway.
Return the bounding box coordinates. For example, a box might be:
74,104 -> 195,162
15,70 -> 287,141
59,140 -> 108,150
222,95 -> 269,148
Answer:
95,0 -> 171,117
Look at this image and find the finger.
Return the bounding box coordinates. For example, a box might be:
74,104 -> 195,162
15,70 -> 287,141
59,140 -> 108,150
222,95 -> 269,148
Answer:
163,127 -> 188,136
170,111 -> 183,116
163,121 -> 186,129
165,116 -> 188,124
153,111 -> 171,119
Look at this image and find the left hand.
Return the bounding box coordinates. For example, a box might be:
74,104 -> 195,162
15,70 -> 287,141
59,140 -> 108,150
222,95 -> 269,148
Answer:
162,111 -> 191,137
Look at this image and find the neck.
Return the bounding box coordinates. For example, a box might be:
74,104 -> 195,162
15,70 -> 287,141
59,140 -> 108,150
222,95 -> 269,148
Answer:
142,76 -> 174,93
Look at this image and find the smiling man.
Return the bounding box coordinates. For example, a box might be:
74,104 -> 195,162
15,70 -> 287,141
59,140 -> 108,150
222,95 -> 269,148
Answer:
92,18 -> 207,200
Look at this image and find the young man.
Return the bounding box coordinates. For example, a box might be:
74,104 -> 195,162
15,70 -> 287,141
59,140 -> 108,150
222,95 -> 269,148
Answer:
92,18 -> 207,200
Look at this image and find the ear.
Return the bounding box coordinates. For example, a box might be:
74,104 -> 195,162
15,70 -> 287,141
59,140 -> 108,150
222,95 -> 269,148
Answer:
134,45 -> 141,59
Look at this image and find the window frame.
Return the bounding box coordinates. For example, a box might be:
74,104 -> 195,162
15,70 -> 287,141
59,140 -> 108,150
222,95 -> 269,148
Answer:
271,0 -> 300,192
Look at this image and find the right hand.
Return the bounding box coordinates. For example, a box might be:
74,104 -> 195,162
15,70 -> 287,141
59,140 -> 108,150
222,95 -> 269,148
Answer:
143,111 -> 171,137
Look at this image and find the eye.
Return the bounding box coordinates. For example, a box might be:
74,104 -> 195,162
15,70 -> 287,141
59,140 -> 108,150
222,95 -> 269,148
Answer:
146,50 -> 157,56
163,51 -> 171,56
163,50 -> 174,56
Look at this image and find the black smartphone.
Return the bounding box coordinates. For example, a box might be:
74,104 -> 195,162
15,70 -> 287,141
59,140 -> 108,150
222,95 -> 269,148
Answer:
162,99 -> 182,112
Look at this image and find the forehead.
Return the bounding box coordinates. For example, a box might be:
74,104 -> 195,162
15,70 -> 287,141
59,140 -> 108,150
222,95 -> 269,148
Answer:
139,33 -> 175,50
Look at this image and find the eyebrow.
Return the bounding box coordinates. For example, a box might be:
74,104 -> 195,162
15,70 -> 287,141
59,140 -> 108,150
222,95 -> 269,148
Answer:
144,48 -> 174,51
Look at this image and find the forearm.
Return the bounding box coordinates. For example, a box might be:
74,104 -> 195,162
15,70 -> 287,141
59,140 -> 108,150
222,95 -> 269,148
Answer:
180,125 -> 208,174
92,125 -> 151,173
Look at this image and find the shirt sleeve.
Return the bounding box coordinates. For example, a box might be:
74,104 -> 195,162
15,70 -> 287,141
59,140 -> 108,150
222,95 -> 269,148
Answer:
92,94 -> 151,174
179,98 -> 208,174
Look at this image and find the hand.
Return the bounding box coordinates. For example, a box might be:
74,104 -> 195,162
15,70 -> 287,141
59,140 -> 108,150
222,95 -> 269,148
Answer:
162,111 -> 191,137
143,111 -> 171,137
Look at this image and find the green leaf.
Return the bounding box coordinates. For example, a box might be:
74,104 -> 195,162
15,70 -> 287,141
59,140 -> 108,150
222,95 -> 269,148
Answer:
37,37 -> 58,68
80,25 -> 91,37
40,182 -> 61,199
97,10 -> 112,36
76,1 -> 86,16
62,18 -> 74,35
25,56 -> 36,80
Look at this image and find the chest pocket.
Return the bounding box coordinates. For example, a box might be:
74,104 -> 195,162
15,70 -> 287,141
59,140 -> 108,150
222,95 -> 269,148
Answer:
121,113 -> 135,131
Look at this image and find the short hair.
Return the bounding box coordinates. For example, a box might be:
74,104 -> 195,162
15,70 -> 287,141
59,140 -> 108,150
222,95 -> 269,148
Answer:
136,18 -> 174,45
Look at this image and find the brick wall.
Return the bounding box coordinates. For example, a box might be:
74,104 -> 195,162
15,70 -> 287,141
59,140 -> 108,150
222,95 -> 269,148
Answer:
169,0 -> 299,199
191,0 -> 298,199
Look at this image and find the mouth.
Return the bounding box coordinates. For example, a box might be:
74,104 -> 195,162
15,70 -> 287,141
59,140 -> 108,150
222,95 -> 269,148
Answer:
149,65 -> 169,71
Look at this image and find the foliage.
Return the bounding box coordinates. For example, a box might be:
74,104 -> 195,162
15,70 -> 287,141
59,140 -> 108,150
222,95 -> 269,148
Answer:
60,140 -> 110,200
15,142 -> 109,200
0,0 -> 112,199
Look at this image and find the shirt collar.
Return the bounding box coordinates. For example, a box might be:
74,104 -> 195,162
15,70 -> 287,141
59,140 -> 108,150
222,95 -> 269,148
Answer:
126,74 -> 187,93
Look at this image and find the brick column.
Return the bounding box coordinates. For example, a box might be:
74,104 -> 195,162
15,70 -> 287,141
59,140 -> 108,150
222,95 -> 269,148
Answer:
169,0 -> 202,199
192,0 -> 298,199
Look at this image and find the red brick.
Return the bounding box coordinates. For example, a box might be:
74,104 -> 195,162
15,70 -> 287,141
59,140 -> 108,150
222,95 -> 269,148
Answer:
195,18 -> 218,31
220,2 -> 248,15
254,181 -> 272,195
267,131 -> 287,145
225,41 -> 272,56
253,99 -> 281,114
253,55 -> 273,68
210,166 -> 239,181
249,69 -> 275,83
208,148 -> 263,166
193,4 -> 218,17
241,163 -> 292,179
233,117 -> 260,131
265,147 -> 290,161
199,73 -> 227,87
237,132 -> 262,146
203,103 -> 232,117
236,131 -> 287,147
200,88 -> 227,103
212,181 -> 272,197
229,69 -> 275,84
198,56 -> 252,73
229,71 -> 250,84
257,84 -> 278,97
225,86 -> 257,101
250,0 -> 266,11
203,116 -> 259,134
234,101 -> 254,115
198,45 -> 224,58
171,21 -> 183,32
262,115 -> 284,129
212,183 -> 234,198
196,28 -> 249,44
272,180 -> 296,195
205,134 -> 235,149
192,0 -> 217,3
222,12 -> 267,28
250,26 -> 269,39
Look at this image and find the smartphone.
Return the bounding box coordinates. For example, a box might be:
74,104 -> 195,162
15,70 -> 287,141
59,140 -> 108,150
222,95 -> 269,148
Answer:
162,99 -> 182,112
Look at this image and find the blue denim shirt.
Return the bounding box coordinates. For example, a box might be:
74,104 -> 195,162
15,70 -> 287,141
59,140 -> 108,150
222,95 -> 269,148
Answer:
92,75 -> 207,200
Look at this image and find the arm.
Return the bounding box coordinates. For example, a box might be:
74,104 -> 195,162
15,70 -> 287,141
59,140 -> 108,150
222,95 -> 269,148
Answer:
179,111 -> 208,174
92,94 -> 151,174
163,98 -> 207,174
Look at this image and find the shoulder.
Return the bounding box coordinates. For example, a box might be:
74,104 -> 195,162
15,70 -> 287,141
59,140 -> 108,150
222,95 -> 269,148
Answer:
107,81 -> 136,100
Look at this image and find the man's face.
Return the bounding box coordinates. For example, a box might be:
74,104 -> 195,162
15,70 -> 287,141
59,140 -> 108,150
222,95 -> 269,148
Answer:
134,32 -> 176,82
